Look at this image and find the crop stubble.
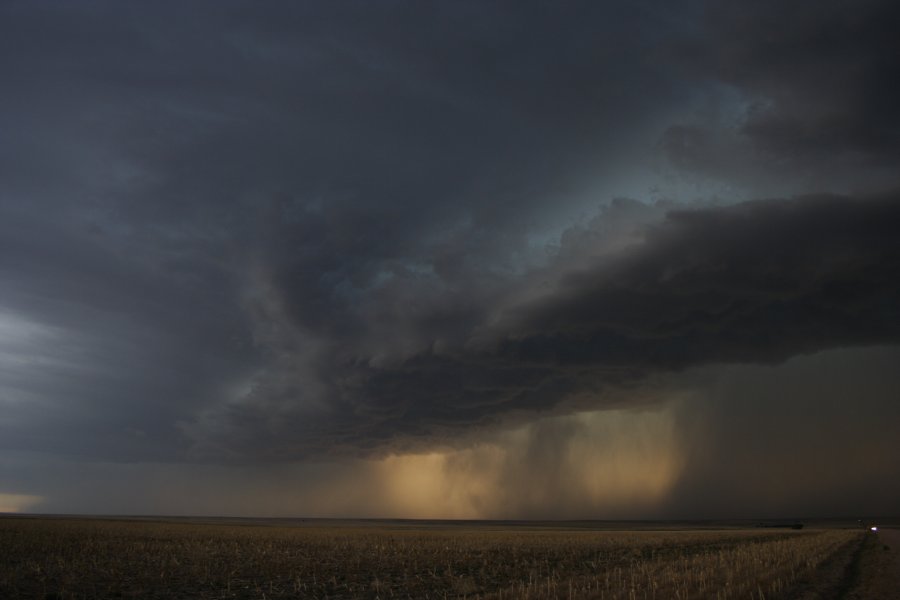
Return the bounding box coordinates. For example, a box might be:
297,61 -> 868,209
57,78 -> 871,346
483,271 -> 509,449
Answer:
0,517 -> 863,599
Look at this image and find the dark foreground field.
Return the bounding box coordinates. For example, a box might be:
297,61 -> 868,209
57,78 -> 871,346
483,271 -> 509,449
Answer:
0,516 -> 896,599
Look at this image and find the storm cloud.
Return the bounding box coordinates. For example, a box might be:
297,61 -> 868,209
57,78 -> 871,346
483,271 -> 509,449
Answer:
1,0 -> 898,517
184,191 -> 900,460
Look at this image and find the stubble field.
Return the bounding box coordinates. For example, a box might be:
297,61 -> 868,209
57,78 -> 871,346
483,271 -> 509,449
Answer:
0,516 -> 879,599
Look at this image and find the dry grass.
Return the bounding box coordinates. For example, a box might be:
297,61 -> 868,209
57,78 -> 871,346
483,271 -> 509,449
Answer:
0,517 -> 861,599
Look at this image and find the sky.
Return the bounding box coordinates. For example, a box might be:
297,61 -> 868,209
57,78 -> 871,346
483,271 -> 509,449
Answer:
1,0 -> 899,520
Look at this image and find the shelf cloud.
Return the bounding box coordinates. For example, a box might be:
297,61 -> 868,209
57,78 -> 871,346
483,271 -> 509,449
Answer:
1,0 -> 898,518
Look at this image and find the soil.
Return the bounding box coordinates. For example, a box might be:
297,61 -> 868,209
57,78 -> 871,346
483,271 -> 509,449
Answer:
842,528 -> 900,599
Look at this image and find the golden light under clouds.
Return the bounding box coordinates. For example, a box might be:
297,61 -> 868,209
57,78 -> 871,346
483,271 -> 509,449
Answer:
360,405 -> 686,519
194,404 -> 688,520
11,404 -> 687,519
0,493 -> 43,513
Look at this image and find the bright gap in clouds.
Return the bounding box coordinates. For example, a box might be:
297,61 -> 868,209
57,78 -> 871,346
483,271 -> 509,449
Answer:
369,404 -> 685,520
12,403 -> 685,519
0,493 -> 44,514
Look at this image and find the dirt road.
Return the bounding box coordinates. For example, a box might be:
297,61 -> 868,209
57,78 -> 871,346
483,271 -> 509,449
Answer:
843,528 -> 900,599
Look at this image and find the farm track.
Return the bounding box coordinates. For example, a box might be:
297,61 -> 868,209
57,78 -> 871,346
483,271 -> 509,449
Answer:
839,528 -> 900,600
0,517 -> 865,599
786,533 -> 864,599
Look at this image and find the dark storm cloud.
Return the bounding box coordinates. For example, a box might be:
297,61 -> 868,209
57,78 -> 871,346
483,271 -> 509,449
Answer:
189,192 -> 900,459
507,192 -> 900,367
1,0 -> 699,462
659,0 -> 900,193
2,0 -> 899,473
702,0 -> 900,160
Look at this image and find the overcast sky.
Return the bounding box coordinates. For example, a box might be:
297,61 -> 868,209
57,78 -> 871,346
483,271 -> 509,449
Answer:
1,0 -> 899,519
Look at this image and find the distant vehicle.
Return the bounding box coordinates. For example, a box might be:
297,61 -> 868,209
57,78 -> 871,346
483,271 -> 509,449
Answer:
857,519 -> 878,532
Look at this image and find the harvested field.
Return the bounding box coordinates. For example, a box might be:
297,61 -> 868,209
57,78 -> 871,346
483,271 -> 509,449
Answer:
0,516 -> 868,599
